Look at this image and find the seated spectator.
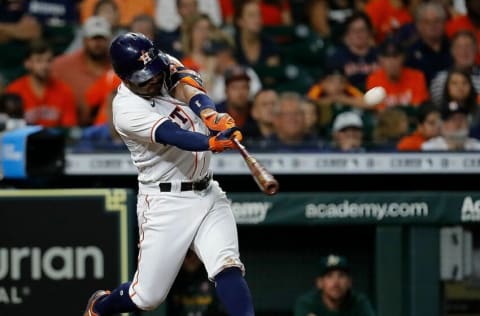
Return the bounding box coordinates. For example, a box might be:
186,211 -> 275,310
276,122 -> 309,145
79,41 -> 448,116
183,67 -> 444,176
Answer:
180,13 -> 223,90
440,67 -> 480,124
446,0 -> 480,64
5,39 -> 77,128
326,11 -> 379,91
366,38 -> 429,111
247,88 -> 279,142
404,2 -> 452,85
430,30 -> 480,108
215,66 -> 257,136
167,249 -> 227,316
422,100 -> 480,151
306,67 -> 368,131
294,254 -> 375,316
266,91 -> 323,151
233,0 -> 281,68
371,107 -> 409,151
51,16 -> 112,126
325,111 -> 366,152
397,102 -> 442,151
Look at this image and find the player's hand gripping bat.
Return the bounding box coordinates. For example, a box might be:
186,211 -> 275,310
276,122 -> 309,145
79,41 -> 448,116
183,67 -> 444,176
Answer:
232,138 -> 279,195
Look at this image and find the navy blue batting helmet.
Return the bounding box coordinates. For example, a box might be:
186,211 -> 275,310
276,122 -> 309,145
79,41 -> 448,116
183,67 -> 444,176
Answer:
110,32 -> 169,84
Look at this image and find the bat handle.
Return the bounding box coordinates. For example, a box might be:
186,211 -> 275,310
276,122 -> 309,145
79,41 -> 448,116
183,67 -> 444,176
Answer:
232,138 -> 244,151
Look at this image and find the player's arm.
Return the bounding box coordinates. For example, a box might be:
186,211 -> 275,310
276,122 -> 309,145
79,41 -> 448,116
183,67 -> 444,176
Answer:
165,58 -> 236,132
154,120 -> 242,153
178,83 -> 235,132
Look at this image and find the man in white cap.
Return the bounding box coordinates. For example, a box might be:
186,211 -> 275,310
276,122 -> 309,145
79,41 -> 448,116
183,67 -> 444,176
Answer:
51,16 -> 112,125
326,111 -> 365,152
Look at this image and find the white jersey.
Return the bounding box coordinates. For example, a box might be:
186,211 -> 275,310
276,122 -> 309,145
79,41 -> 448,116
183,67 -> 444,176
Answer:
112,83 -> 212,190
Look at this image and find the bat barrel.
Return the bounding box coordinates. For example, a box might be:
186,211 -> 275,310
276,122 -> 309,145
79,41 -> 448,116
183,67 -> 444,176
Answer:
233,138 -> 279,195
263,179 -> 279,195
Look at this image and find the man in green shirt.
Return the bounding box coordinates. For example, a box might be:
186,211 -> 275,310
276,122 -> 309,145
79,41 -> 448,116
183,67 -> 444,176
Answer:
294,254 -> 375,316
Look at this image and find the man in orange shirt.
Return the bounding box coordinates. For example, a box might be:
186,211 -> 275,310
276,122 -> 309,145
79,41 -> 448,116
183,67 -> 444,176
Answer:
366,39 -> 430,111
6,39 -> 77,128
51,16 -> 112,126
397,102 -> 441,151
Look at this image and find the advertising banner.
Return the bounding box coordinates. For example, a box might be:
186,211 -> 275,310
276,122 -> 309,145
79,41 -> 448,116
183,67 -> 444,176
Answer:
229,192 -> 480,225
0,189 -> 134,315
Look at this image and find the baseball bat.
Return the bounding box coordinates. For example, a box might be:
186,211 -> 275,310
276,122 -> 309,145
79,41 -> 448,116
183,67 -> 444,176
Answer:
232,138 -> 279,195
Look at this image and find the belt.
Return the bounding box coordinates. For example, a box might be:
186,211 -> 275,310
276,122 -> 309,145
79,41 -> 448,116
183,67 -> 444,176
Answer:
159,174 -> 212,192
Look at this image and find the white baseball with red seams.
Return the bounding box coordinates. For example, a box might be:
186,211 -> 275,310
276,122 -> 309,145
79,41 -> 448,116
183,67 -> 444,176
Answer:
364,86 -> 387,106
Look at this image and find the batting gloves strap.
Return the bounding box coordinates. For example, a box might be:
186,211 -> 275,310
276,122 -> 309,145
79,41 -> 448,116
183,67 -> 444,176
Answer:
208,127 -> 243,152
201,109 -> 236,132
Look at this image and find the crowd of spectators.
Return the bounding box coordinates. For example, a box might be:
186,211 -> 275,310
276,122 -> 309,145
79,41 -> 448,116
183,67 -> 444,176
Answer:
0,0 -> 479,153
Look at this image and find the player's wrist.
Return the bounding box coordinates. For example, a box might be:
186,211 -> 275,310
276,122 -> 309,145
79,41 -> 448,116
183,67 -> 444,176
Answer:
189,93 -> 216,117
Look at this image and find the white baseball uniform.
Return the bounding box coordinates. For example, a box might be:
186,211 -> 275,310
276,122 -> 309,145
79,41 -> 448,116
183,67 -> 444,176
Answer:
112,83 -> 244,310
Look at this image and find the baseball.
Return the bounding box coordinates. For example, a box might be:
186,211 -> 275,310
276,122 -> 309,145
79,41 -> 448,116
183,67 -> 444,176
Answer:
364,86 -> 386,106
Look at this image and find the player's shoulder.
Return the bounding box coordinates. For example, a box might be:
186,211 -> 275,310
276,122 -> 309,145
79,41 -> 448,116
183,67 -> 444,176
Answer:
113,83 -> 151,108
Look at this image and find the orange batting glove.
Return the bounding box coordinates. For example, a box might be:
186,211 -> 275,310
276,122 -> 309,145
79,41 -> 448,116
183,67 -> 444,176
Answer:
208,127 -> 243,153
201,109 -> 236,132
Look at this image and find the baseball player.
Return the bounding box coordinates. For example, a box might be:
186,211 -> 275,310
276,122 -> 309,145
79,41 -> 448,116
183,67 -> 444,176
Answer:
83,32 -> 255,316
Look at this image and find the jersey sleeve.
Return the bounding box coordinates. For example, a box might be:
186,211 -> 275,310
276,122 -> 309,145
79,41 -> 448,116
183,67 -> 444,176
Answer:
113,93 -> 169,144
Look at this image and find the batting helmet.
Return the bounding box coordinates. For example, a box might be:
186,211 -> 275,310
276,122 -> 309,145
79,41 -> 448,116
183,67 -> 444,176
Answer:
110,32 -> 169,84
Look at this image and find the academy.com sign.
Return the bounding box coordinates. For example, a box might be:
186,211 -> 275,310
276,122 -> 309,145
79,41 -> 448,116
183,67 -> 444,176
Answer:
305,200 -> 429,220
229,192 -> 480,225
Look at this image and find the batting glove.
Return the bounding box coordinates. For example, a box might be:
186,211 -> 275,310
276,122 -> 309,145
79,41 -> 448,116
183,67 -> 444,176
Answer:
208,126 -> 243,153
201,109 -> 236,132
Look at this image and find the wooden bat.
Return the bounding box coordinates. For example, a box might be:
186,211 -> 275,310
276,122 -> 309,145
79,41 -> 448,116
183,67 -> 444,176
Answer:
232,138 -> 279,195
